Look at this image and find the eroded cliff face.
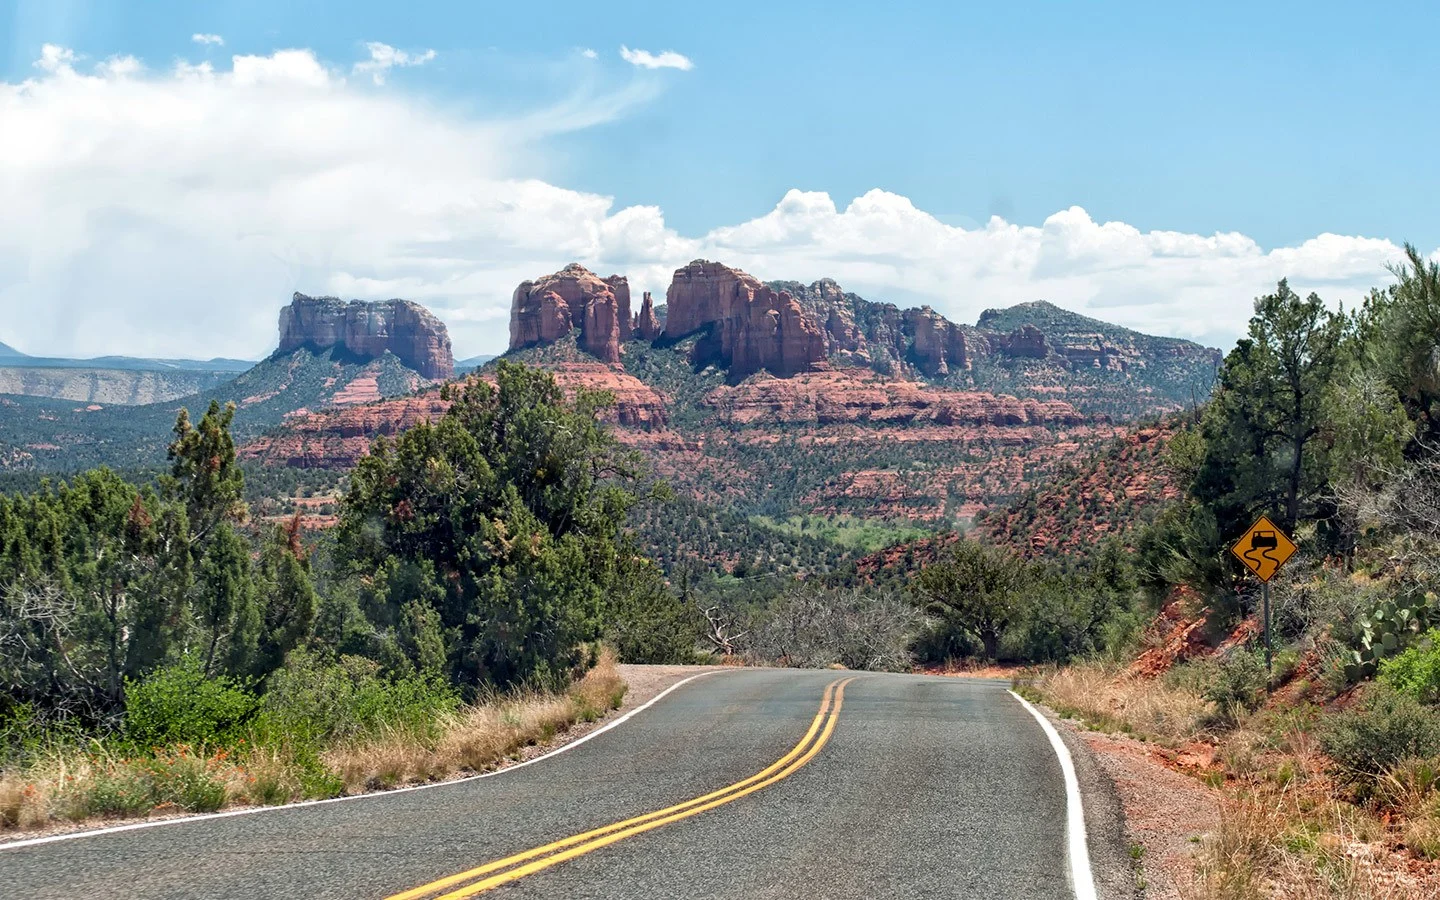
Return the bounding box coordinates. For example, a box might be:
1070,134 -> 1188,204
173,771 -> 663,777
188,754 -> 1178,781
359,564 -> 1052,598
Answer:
663,260 -> 826,379
509,264 -> 632,363
634,292 -> 662,342
279,294 -> 454,380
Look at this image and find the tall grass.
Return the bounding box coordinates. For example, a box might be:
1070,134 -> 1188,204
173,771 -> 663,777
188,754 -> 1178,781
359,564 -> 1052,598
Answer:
1031,661 -> 1440,899
0,653 -> 628,833
1028,661 -> 1215,744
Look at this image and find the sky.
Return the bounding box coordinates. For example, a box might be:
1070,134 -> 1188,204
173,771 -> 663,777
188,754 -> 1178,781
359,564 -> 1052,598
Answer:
1,0 -> 1437,361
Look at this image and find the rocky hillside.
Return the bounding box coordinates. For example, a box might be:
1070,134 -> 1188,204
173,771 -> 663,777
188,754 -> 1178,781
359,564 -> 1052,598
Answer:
973,418 -> 1186,557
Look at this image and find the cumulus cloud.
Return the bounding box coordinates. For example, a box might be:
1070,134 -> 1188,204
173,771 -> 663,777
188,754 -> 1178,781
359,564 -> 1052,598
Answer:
579,48 -> 598,59
619,45 -> 693,71
191,34 -> 224,47
34,44 -> 76,73
353,41 -> 436,85
0,43 -> 1425,362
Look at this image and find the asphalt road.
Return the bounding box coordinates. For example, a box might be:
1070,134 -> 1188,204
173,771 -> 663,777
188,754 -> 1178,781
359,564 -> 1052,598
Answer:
0,669 -> 1133,899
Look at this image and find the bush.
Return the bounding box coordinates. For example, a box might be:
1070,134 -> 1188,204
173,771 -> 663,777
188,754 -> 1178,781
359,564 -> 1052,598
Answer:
1205,649 -> 1270,710
256,651 -> 459,748
1320,684 -> 1440,787
123,657 -> 259,751
1379,629 -> 1440,704
141,750 -> 229,812
747,586 -> 917,671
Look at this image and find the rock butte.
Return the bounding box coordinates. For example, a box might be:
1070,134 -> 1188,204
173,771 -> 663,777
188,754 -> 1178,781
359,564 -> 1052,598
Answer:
279,293 -> 454,380
664,260 -> 826,379
509,263 -> 632,364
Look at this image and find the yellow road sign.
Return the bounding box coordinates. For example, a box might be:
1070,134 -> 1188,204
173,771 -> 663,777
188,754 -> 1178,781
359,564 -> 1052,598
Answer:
1230,515 -> 1297,582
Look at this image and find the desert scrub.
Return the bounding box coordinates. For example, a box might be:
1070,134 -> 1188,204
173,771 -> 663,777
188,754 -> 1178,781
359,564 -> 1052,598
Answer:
0,652 -> 630,832
1030,661 -> 1214,744
1319,684 -> 1440,792
323,649 -> 628,793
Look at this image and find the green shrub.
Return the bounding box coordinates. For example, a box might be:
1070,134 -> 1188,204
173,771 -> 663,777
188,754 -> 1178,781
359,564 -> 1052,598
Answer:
1164,650 -> 1269,727
123,657 -> 259,751
1379,629 -> 1440,704
1320,684 -> 1440,788
1205,649 -> 1270,710
66,767 -> 157,820
256,651 -> 458,747
142,752 -> 228,812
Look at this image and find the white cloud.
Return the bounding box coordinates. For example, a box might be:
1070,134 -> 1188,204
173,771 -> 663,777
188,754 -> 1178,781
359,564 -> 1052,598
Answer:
0,43 -> 1426,363
619,45 -> 693,71
353,41 -> 436,85
580,48 -> 598,59
34,44 -> 76,73
191,34 -> 224,47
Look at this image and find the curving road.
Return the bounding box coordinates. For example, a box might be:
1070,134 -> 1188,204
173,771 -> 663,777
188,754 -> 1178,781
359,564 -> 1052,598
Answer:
0,669 -> 1131,899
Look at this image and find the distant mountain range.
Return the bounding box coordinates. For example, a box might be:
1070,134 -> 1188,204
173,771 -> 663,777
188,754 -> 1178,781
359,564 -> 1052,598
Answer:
0,346 -> 255,371
456,354 -> 498,373
0,344 -> 258,406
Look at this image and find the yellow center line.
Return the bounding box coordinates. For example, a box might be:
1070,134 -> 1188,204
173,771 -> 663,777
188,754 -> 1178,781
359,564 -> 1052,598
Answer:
386,677 -> 854,900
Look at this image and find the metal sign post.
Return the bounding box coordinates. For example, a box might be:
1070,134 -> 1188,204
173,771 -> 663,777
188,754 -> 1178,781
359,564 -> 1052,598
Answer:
1229,515 -> 1297,675
1263,582 -> 1271,671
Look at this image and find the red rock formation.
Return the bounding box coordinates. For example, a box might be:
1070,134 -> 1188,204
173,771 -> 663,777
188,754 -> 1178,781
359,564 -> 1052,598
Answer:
278,294 -> 454,380
508,264 -> 631,363
239,364 -> 671,469
903,307 -> 969,376
634,292 -> 662,341
663,260 -> 826,379
989,324 -> 1049,359
704,369 -> 1088,428
239,393 -> 452,469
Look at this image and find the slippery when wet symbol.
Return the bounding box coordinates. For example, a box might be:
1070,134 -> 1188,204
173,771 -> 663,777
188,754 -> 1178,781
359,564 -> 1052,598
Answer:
1229,516 -> 1297,583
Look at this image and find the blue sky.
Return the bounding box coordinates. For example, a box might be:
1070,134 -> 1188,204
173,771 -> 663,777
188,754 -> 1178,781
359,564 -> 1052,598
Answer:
1,0 -> 1436,358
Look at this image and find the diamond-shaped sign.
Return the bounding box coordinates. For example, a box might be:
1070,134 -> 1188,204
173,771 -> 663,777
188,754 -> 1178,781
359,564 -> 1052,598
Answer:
1229,515 -> 1297,583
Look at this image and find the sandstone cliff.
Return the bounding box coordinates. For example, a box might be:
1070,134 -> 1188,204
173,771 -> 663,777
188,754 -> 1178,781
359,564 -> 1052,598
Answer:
663,260 -> 825,379
279,294 -> 454,380
509,264 -> 632,363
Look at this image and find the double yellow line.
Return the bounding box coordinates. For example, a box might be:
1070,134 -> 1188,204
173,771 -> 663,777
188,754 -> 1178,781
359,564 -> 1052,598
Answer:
388,677 -> 855,899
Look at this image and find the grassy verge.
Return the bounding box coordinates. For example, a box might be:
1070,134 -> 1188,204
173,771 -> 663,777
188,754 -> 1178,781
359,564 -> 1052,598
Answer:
0,653 -> 627,834
1022,661 -> 1439,899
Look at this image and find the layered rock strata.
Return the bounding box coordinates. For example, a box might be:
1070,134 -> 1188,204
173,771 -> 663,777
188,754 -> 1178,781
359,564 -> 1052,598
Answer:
509,264 -> 632,363
663,260 -> 825,378
279,294 -> 454,380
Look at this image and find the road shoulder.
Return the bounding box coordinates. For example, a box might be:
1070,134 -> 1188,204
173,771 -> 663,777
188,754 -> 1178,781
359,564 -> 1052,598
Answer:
1042,703 -> 1221,900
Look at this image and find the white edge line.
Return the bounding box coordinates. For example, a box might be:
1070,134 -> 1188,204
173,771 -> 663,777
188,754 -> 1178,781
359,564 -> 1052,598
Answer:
0,670 -> 723,853
1009,689 -> 1098,900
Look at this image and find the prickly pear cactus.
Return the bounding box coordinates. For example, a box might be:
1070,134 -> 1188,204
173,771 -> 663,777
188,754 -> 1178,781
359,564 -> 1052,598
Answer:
1345,593 -> 1437,682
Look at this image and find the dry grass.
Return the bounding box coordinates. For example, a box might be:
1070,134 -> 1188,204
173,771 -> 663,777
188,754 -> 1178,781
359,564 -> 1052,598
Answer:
323,651 -> 628,794
1030,661 -> 1216,745
1033,661 -> 1440,898
0,653 -> 629,834
1188,788 -> 1425,900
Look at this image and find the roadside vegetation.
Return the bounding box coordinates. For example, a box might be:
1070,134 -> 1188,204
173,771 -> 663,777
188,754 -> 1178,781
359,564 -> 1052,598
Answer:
0,363 -> 691,832
1007,249 -> 1440,897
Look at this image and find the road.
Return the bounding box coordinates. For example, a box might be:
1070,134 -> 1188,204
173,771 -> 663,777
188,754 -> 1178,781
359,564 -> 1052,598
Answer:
0,669 -> 1129,899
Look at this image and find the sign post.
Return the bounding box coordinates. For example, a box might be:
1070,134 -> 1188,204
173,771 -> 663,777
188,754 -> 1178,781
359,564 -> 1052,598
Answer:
1229,515 -> 1297,674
